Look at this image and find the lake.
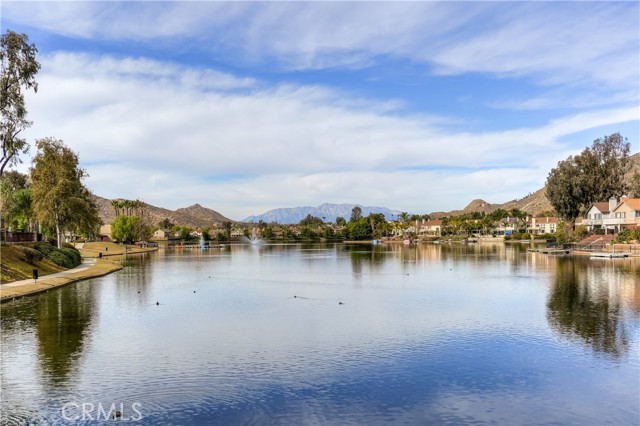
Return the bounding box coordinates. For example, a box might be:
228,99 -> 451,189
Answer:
1,243 -> 639,425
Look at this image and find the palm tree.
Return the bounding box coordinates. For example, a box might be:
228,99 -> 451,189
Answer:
111,199 -> 123,217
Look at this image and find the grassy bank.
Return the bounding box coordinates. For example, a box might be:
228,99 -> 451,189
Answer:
0,258 -> 122,303
0,244 -> 65,283
78,241 -> 158,258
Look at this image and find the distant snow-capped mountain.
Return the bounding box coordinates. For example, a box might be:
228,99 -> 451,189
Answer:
242,203 -> 403,224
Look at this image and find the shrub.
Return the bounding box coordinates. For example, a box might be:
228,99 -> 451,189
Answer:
60,247 -> 81,267
20,246 -> 43,264
47,250 -> 75,268
614,229 -> 632,244
33,242 -> 55,256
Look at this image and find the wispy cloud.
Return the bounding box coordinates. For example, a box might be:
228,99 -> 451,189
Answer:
5,2 -> 637,90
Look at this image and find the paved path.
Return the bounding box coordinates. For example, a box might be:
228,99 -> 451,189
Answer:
0,258 -> 97,289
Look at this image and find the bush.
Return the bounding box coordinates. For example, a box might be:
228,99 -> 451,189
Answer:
19,246 -> 44,264
33,242 -> 55,256
47,250 -> 75,268
614,229 -> 632,244
60,247 -> 82,267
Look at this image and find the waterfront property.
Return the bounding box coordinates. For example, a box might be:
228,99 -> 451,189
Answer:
584,197 -> 640,234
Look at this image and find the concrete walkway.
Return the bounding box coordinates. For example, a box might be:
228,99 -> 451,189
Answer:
0,258 -> 97,289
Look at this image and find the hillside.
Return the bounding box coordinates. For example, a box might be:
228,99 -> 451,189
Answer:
94,196 -> 232,228
243,203 -> 402,224
432,152 -> 639,218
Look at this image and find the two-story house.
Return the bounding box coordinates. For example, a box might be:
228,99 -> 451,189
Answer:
527,217 -> 559,235
584,198 -> 617,233
418,219 -> 442,237
605,198 -> 640,232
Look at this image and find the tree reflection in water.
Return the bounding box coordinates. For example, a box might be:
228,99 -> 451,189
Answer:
35,284 -> 96,387
547,257 -> 630,358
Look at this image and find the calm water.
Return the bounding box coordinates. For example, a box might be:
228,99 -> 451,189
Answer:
1,243 -> 639,425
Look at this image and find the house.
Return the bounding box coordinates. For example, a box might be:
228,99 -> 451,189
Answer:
494,217 -> 520,235
583,198 -> 616,232
420,219 -> 442,237
152,229 -> 174,240
527,217 -> 559,235
230,228 -> 245,238
605,198 -> 640,232
98,224 -> 112,242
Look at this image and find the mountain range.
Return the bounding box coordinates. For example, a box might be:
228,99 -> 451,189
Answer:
242,203 -> 402,224
93,152 -> 639,227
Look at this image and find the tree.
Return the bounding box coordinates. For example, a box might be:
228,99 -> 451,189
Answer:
7,188 -> 34,231
335,216 -> 346,226
346,218 -> 372,240
350,206 -> 362,223
629,171 -> 640,198
0,169 -> 29,222
222,221 -> 233,241
202,227 -> 211,241
548,162 -> 582,229
262,226 -> 274,239
111,215 -> 139,243
30,138 -> 100,248
299,214 -> 323,226
159,218 -> 174,229
583,133 -> 630,199
546,133 -> 630,237
111,200 -> 122,217
368,213 -> 387,238
1,30 -> 40,177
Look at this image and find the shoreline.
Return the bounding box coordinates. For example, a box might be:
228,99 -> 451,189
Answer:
0,245 -> 159,303
0,258 -> 123,303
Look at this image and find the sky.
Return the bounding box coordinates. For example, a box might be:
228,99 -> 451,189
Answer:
2,1 -> 639,221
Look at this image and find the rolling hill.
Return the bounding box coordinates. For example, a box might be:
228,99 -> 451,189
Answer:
93,196 -> 231,228
431,152 -> 639,218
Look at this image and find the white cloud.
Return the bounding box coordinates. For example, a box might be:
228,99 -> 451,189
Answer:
4,1 -> 638,92
19,52 -> 638,220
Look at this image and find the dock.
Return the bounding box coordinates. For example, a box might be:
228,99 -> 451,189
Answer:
527,248 -> 571,255
590,252 -> 630,259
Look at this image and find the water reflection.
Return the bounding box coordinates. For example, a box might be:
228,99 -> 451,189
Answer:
1,243 -> 638,425
35,284 -> 97,387
1,282 -> 98,388
547,257 -> 632,358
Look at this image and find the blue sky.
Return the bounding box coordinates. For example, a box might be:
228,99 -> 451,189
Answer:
2,1 -> 638,220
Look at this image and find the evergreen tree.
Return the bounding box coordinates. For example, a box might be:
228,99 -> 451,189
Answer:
546,133 -> 630,237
